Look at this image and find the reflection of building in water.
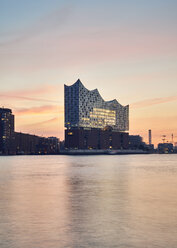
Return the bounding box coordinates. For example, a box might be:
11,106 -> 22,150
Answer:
64,79 -> 129,150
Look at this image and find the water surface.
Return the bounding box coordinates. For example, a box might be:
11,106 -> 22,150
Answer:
0,155 -> 177,248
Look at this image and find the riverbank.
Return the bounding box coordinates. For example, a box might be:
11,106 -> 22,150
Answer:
60,149 -> 149,155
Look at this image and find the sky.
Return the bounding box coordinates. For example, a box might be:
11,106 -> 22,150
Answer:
0,0 -> 177,145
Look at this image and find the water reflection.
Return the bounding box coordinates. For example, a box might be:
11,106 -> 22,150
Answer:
65,157 -> 133,247
0,155 -> 177,248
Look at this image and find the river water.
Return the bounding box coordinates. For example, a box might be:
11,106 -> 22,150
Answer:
0,154 -> 177,248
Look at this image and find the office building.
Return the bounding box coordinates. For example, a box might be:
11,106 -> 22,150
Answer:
0,108 -> 15,154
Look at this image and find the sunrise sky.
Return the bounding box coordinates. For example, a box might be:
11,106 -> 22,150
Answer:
0,0 -> 177,145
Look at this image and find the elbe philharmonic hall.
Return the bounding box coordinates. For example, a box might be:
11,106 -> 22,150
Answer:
65,79 -> 129,150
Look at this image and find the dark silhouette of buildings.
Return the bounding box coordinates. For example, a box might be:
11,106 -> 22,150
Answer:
129,135 -> 145,150
65,127 -> 129,150
0,108 -> 60,155
158,143 -> 173,154
129,135 -> 154,152
14,133 -> 60,155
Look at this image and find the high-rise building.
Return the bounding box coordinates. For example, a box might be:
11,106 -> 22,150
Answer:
0,108 -> 15,154
64,80 -> 129,150
65,79 -> 129,131
148,129 -> 152,145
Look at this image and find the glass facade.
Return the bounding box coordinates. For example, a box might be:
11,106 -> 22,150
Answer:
65,79 -> 129,131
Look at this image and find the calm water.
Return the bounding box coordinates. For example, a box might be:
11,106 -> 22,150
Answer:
0,155 -> 177,248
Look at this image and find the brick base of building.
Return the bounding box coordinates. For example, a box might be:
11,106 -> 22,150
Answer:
65,127 -> 129,150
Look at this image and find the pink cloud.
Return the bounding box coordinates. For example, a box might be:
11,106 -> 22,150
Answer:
1,84 -> 60,96
26,117 -> 59,126
0,85 -> 62,103
131,95 -> 177,108
1,27 -> 177,73
14,105 -> 63,115
0,94 -> 59,103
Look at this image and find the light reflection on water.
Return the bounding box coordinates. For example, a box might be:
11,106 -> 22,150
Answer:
0,155 -> 177,248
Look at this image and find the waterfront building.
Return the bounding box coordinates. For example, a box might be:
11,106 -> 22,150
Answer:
174,143 -> 177,153
129,135 -> 145,150
65,127 -> 129,150
158,143 -> 173,154
0,107 -> 60,155
65,79 -> 129,131
0,108 -> 15,154
64,80 -> 129,150
15,133 -> 60,155
129,135 -> 154,152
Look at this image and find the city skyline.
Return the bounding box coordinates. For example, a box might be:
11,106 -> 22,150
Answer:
0,0 -> 177,145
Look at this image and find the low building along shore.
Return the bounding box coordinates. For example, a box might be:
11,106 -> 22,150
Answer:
0,108 -> 60,155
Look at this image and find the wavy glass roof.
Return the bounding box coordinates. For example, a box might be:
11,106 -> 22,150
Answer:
65,79 -> 129,131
